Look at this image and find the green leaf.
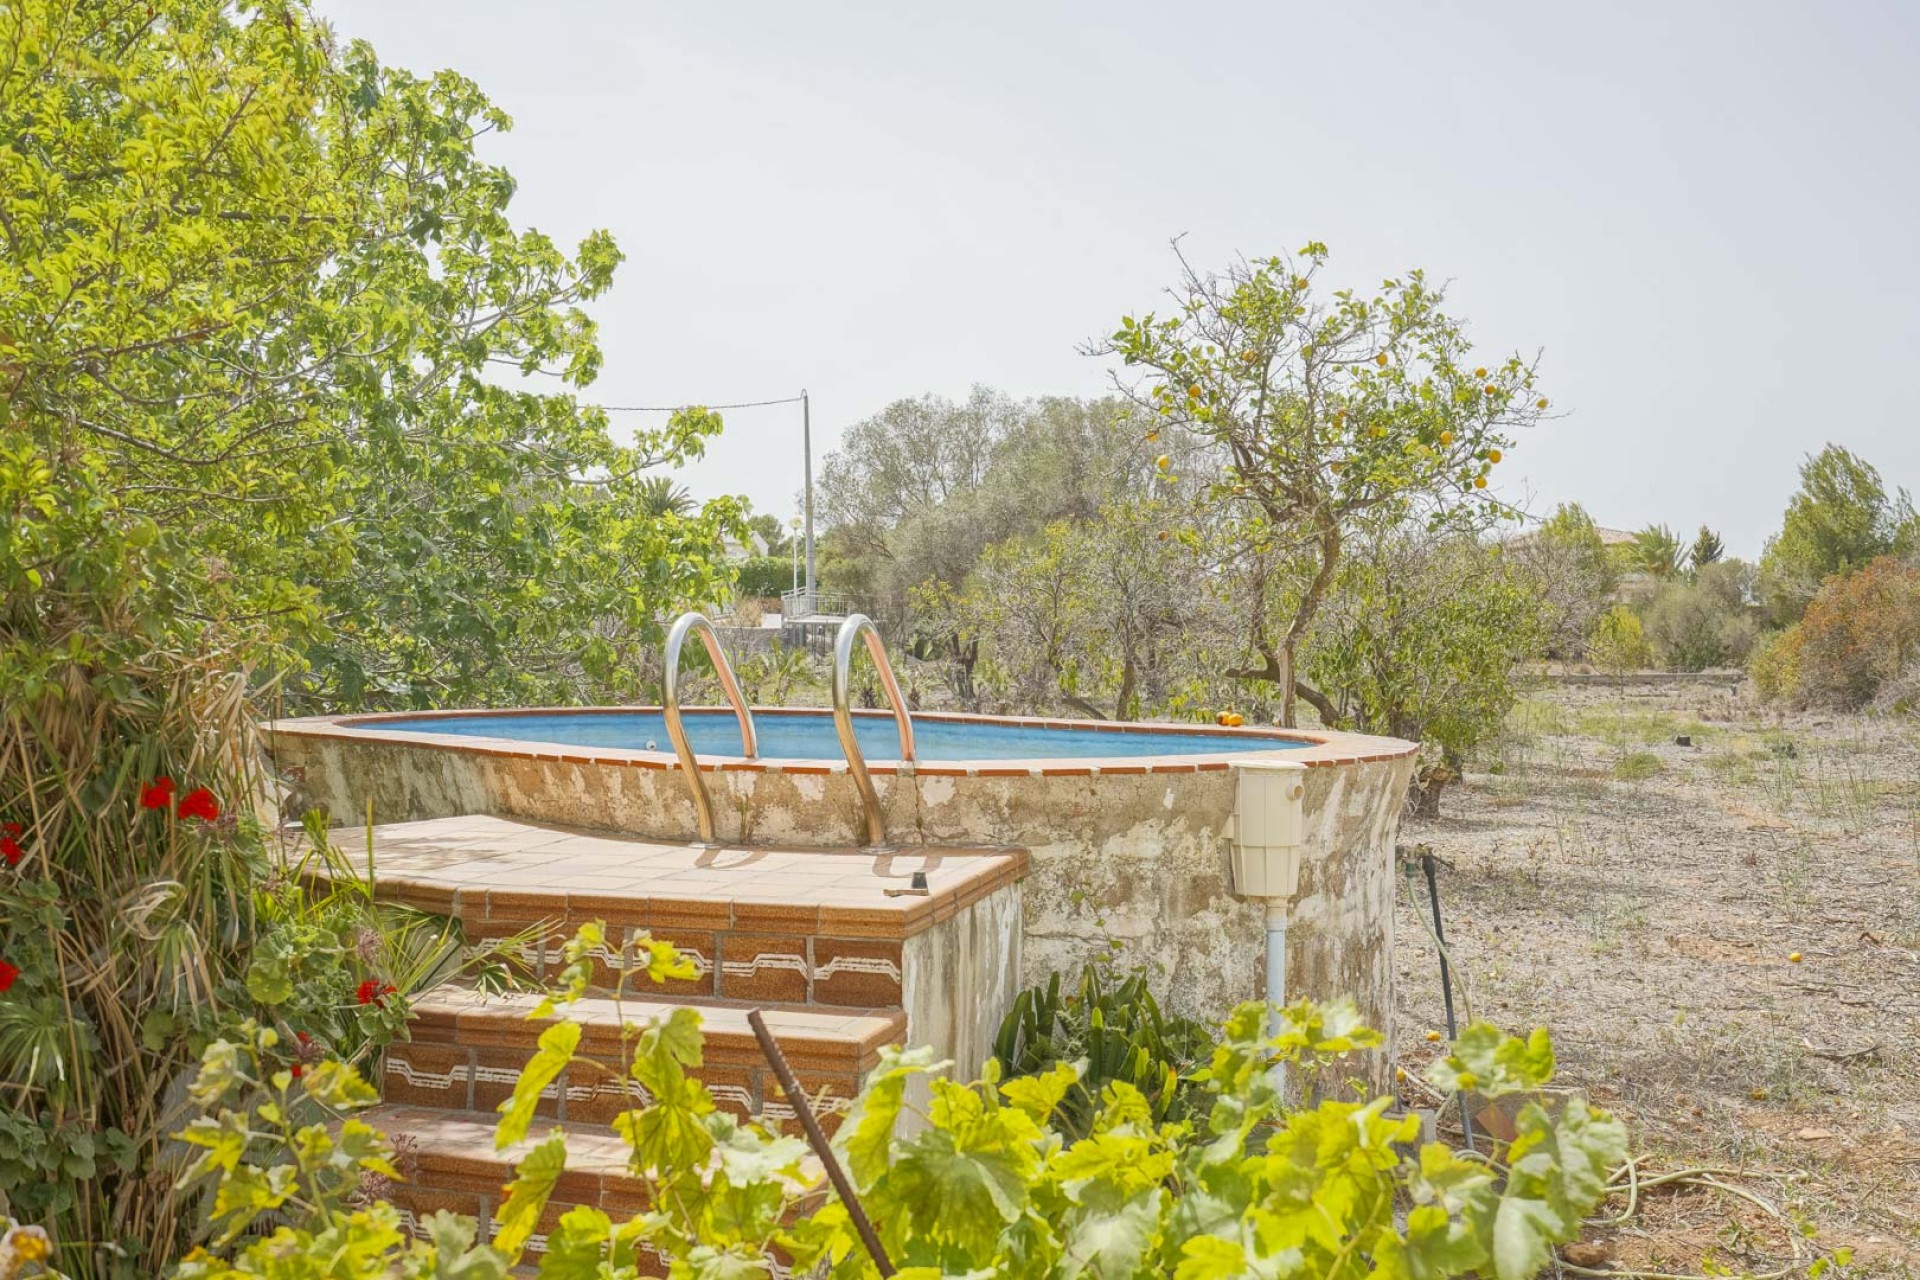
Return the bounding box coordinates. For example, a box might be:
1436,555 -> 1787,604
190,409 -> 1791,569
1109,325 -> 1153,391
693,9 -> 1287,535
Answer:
1059,1186 -> 1164,1279
497,1020 -> 580,1150
536,1204 -> 612,1280
1424,1024 -> 1555,1098
1174,1235 -> 1250,1280
836,1044 -> 939,1189
493,1130 -> 570,1263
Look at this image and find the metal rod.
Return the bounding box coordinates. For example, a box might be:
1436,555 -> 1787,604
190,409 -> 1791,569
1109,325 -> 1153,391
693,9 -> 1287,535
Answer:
802,390 -> 815,602
1420,850 -> 1475,1151
662,612 -> 758,843
746,1009 -> 894,1277
830,614 -> 916,846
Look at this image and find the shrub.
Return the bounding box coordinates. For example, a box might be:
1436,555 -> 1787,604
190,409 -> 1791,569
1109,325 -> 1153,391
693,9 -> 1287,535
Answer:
1643,560 -> 1759,671
1588,605 -> 1653,674
733,555 -> 798,599
1304,528 -> 1551,814
1756,555 -> 1920,709
991,963 -> 1218,1140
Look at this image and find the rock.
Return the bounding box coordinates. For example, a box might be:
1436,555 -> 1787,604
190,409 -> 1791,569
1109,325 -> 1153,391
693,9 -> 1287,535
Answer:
1562,1242 -> 1613,1267
1795,1127 -> 1836,1141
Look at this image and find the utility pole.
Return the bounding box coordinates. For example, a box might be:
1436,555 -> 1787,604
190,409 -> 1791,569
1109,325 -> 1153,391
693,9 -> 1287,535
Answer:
802,389 -> 816,604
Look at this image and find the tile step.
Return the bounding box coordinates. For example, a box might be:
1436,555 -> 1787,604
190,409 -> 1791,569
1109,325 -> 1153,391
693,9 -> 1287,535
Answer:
388,987 -> 900,1131
337,814 -> 1028,941
371,1104 -> 825,1274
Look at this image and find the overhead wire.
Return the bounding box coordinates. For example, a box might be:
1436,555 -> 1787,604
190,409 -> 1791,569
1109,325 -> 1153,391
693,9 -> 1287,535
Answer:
593,395 -> 806,413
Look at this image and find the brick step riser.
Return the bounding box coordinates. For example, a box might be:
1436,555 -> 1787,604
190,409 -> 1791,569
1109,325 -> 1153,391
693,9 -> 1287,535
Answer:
459,919 -> 906,1010
384,1039 -> 868,1132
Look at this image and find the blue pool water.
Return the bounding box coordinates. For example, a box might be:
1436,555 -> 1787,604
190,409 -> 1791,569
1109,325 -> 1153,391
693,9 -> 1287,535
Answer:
361,710 -> 1309,762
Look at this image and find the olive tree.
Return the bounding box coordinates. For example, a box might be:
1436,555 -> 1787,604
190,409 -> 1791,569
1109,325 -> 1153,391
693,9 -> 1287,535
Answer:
1097,243 -> 1550,725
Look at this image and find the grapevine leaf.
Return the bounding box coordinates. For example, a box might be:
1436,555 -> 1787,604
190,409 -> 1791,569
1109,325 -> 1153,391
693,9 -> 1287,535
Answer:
835,1044 -> 939,1189
1000,1059 -> 1081,1123
496,1021 -> 579,1150
1174,1234 -> 1250,1280
1059,1186 -> 1164,1279
493,1130 -> 569,1263
1424,1024 -> 1555,1098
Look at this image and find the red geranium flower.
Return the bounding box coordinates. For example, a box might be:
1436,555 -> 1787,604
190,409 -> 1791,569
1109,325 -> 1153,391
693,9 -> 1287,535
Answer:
1,836 -> 21,867
176,788 -> 220,822
355,979 -> 396,1008
140,777 -> 177,810
0,960 -> 18,994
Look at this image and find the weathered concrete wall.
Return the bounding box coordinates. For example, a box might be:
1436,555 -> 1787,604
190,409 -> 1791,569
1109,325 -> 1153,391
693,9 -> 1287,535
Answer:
271,729 -> 1413,1083
901,882 -> 1023,1116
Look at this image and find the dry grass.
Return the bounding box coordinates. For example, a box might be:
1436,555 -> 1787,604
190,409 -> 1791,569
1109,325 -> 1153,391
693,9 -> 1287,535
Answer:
1400,680 -> 1920,1278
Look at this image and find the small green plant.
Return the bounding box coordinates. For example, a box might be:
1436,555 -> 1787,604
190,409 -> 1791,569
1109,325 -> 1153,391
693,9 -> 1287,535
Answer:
171,1021 -> 510,1280
991,962 -> 1218,1140
1614,751 -> 1663,781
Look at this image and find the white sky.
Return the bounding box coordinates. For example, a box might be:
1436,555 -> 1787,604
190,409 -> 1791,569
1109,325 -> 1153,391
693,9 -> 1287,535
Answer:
322,0 -> 1920,558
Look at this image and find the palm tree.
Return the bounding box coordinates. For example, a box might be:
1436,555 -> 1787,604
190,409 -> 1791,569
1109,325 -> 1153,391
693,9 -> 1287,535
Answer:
1630,524 -> 1682,579
635,475 -> 694,518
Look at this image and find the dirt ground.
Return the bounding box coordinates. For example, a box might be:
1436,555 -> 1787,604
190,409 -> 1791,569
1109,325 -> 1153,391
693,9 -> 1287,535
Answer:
1392,678 -> 1920,1279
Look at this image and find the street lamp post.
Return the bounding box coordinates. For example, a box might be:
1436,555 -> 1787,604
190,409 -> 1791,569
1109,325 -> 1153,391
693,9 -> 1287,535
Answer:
802,390 -> 816,610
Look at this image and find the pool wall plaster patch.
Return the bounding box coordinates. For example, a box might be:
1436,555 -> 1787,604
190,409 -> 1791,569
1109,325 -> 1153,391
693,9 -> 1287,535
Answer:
269,708 -> 1417,1079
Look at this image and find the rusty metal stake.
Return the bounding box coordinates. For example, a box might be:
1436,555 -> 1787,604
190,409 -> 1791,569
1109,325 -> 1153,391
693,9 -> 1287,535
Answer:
746,1008 -> 895,1276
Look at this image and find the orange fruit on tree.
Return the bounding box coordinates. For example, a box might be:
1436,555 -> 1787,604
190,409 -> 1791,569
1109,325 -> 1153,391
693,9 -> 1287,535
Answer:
1439,430 -> 1454,445
1473,474 -> 1488,489
1483,384 -> 1497,396
1488,448 -> 1503,463
1474,366 -> 1487,378
1146,429 -> 1160,442
1187,384 -> 1201,398
1536,397 -> 1549,410
1156,454 -> 1171,470
1375,352 -> 1388,366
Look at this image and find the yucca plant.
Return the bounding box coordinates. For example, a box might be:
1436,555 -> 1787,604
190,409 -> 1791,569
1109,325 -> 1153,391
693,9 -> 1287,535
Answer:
991,960 -> 1218,1140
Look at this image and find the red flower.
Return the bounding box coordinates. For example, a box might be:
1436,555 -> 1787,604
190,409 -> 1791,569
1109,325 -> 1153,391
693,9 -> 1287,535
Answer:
289,1063 -> 304,1080
0,960 -> 17,994
2,821 -> 21,837
176,788 -> 220,822
1,836 -> 20,867
140,777 -> 177,810
355,979 -> 396,1009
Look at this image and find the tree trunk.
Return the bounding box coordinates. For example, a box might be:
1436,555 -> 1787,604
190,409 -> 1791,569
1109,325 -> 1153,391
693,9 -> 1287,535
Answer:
1278,512 -> 1344,728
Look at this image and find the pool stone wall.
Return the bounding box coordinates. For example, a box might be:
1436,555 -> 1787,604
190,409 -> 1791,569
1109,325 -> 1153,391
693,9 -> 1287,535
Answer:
269,718 -> 1416,1087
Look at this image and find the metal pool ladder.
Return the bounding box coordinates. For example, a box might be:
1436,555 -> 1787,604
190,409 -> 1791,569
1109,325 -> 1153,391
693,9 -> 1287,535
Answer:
662,612 -> 758,843
832,613 -> 917,846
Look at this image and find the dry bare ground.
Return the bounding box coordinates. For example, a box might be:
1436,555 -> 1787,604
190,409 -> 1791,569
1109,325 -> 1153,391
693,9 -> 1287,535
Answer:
1394,678 -> 1920,1279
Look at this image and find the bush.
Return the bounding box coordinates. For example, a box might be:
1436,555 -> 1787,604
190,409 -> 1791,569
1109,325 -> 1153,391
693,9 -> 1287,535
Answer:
991,963 -> 1218,1140
1643,560 -> 1759,671
1755,554 -> 1920,709
1588,605 -> 1653,673
732,554 -> 798,599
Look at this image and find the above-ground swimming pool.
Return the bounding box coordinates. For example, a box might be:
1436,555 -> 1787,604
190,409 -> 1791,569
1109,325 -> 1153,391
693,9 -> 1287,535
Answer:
356,708 -> 1313,763
267,705 -> 1417,1063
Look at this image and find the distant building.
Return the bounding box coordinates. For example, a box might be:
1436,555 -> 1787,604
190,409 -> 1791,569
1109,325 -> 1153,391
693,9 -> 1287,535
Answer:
719,529 -> 769,561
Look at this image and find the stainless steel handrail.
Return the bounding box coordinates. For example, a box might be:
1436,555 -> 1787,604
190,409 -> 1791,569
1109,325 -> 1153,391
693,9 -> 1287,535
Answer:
831,613 -> 916,846
663,612 -> 758,843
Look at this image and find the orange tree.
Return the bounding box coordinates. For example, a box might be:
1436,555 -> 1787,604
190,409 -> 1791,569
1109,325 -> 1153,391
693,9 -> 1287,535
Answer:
1097,243 -> 1550,726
